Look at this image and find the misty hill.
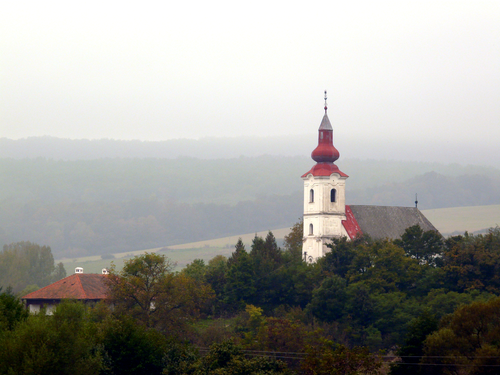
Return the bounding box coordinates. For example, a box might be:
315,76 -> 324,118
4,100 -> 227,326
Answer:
0,157 -> 498,206
1,136 -> 498,168
0,156 -> 499,258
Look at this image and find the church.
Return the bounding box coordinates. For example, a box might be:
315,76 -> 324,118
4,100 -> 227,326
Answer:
302,93 -> 437,262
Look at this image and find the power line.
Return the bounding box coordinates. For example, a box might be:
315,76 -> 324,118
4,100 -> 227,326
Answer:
197,347 -> 500,366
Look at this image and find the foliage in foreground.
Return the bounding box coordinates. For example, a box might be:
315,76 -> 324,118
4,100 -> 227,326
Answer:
3,225 -> 500,374
422,297 -> 500,375
105,253 -> 214,333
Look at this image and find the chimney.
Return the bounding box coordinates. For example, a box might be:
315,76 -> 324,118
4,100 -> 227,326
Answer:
75,267 -> 83,274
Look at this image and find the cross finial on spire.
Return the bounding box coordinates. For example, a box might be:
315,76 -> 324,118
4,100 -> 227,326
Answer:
324,90 -> 328,113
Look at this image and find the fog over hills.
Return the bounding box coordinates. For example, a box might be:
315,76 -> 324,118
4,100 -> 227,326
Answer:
0,136 -> 498,168
0,136 -> 498,257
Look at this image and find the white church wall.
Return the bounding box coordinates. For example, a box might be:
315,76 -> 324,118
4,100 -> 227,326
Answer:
302,172 -> 348,262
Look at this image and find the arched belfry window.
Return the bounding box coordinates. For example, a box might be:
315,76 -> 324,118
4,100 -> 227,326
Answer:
330,189 -> 336,203
310,189 -> 314,203
309,223 -> 313,235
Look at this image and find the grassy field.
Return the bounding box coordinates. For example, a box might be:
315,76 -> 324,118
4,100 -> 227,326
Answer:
58,205 -> 500,274
59,227 -> 293,274
422,204 -> 500,235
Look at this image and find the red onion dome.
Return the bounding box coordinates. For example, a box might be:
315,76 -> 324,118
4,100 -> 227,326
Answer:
311,114 -> 340,163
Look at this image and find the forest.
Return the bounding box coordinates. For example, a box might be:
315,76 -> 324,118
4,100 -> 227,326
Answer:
0,157 -> 499,258
2,224 -> 500,374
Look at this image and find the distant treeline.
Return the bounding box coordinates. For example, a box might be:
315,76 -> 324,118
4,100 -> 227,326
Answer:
0,157 -> 499,257
0,194 -> 302,258
1,136 -> 499,168
0,136 -> 314,160
0,242 -> 65,294
1,157 -> 498,205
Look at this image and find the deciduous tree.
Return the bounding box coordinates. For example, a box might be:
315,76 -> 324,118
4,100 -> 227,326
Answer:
423,297 -> 500,375
106,253 -> 214,333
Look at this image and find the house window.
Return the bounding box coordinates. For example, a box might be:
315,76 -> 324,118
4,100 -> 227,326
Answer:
310,189 -> 314,203
330,189 -> 336,203
309,223 -> 313,235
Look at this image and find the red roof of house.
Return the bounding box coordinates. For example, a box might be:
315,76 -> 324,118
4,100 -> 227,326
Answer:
22,273 -> 108,300
342,205 -> 363,239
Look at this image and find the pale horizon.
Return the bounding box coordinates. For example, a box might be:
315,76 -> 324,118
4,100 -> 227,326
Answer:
1,0 -> 499,155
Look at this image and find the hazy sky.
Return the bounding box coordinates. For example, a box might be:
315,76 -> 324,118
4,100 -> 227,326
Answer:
1,1 -> 499,150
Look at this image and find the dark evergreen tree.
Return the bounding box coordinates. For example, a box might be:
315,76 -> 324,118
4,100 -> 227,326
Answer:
390,310 -> 438,375
0,287 -> 28,331
323,236 -> 361,278
224,240 -> 256,310
249,232 -> 284,310
282,219 -> 303,262
306,275 -> 347,322
395,225 -> 444,266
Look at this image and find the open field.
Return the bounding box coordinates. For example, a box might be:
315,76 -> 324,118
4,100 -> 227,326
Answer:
422,204 -> 500,235
58,205 -> 500,274
59,227 -> 293,274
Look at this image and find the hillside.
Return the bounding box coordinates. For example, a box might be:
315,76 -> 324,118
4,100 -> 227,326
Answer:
1,136 -> 498,168
58,205 -> 500,274
1,157 -> 499,258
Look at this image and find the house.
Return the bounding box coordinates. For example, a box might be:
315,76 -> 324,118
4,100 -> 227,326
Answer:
22,268 -> 108,314
302,92 -> 438,262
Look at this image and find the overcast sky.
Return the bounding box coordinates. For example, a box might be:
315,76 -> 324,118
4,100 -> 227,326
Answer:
1,1 -> 499,154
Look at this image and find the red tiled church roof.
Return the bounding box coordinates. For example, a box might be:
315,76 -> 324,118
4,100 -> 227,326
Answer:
342,205 -> 363,238
345,205 -> 439,240
301,163 -> 349,178
22,273 -> 108,300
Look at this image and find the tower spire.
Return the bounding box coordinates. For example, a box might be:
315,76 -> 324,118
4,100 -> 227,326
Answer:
324,90 -> 328,113
301,91 -> 349,262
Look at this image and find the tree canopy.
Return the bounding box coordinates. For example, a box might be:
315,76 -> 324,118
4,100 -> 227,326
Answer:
0,242 -> 66,293
105,253 -> 214,333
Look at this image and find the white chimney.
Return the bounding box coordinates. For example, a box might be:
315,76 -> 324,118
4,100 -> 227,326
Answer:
102,268 -> 109,275
75,267 -> 83,274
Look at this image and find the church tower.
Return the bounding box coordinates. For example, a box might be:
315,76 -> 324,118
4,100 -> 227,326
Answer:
302,92 -> 349,262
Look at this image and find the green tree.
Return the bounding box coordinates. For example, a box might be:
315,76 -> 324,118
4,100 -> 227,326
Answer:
423,297 -> 500,375
194,340 -> 291,375
105,253 -> 214,332
274,260 -> 322,309
371,292 -> 421,348
345,282 -> 375,327
423,288 -> 495,320
307,275 -> 347,322
350,241 -> 422,293
248,232 -> 284,310
181,259 -> 206,282
390,310 -> 438,375
441,228 -> 500,293
301,341 -> 383,375
224,240 -> 256,310
0,241 -> 66,293
0,287 -> 28,331
204,255 -> 228,314
395,225 -> 444,266
253,317 -> 309,353
99,315 -> 167,375
323,236 -> 366,278
0,301 -> 103,375
283,220 -> 303,262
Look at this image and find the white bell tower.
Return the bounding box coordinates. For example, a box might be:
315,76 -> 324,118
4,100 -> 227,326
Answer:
302,92 -> 349,262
